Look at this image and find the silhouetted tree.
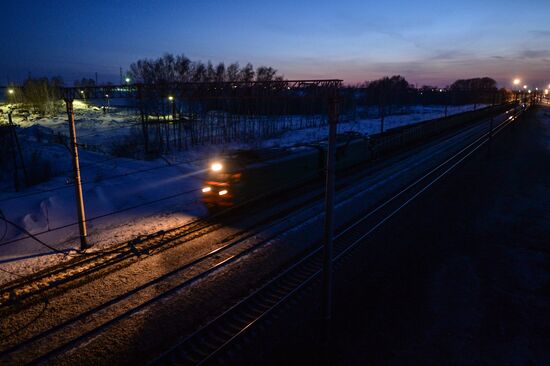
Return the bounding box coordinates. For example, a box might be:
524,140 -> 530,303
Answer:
206,61 -> 216,82
215,62 -> 226,82
191,61 -> 207,82
175,55 -> 191,81
240,63 -> 255,82
22,77 -> 63,115
449,77 -> 497,104
256,66 -> 278,81
128,54 -> 283,84
226,63 -> 240,82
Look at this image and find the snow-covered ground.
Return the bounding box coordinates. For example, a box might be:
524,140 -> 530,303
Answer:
260,104 -> 482,148
0,102 -> 482,283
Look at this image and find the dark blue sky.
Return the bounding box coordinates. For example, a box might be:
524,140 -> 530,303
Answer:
3,0 -> 550,88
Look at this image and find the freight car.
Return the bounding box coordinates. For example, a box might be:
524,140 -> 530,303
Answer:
202,103 -> 515,208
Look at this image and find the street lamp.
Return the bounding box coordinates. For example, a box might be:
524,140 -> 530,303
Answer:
513,78 -> 521,86
168,95 -> 176,120
8,88 -> 14,95
125,77 -> 131,83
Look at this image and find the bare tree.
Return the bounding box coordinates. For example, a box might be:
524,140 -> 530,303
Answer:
175,55 -> 191,81
206,61 -> 216,82
240,63 -> 255,82
256,66 -> 278,81
215,62 -> 226,82
22,77 -> 63,116
191,61 -> 207,82
128,54 -> 283,84
226,63 -> 240,82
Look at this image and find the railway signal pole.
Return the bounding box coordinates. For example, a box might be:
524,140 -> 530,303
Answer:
322,93 -> 339,356
65,99 -> 89,250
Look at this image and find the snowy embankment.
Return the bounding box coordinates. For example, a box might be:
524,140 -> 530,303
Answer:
259,104 -> 481,148
0,102 -> 480,283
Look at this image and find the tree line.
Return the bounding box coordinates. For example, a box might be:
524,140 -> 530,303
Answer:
128,53 -> 284,83
341,75 -> 510,113
4,67 -> 512,118
5,77 -> 64,115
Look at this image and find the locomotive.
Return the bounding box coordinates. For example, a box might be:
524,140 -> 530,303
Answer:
202,103 -> 514,208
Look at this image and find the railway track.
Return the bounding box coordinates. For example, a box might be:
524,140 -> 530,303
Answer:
0,216 -> 219,308
1,104 -> 517,310
0,107 -> 522,365
148,108 -> 524,366
0,166 -> 347,311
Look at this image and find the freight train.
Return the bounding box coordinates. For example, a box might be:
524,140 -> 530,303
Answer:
202,103 -> 514,208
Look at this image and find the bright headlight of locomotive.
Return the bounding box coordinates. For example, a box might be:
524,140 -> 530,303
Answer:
211,162 -> 223,172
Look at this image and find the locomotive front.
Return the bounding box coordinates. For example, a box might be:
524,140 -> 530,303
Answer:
201,161 -> 242,207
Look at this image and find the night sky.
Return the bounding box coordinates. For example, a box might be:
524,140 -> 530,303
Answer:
3,0 -> 550,87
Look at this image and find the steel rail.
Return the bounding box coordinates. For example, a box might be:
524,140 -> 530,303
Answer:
149,108 -> 524,366
1,107 -> 520,365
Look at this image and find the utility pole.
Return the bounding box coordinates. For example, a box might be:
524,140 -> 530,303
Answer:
322,91 -> 339,361
7,112 -> 20,192
8,111 -> 29,190
65,99 -> 89,250
171,98 -> 177,121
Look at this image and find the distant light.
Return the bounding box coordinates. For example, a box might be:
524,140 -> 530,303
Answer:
545,89 -> 549,95
218,190 -> 228,196
513,78 -> 520,86
168,96 -> 174,101
202,187 -> 211,193
523,85 -> 528,89
105,94 -> 109,98
439,89 -> 443,92
528,90 -> 532,93
211,162 -> 222,172
8,89 -> 14,94
536,87 -> 539,91
125,77 -> 131,83
80,90 -> 84,94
